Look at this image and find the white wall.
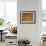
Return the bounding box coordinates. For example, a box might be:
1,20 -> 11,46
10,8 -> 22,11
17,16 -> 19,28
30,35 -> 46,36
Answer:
17,0 -> 42,46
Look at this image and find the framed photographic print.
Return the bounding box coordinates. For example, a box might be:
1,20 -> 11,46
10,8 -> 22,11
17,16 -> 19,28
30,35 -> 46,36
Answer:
20,11 -> 36,24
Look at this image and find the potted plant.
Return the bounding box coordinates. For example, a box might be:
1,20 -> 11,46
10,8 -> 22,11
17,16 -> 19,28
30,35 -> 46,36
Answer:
0,18 -> 5,27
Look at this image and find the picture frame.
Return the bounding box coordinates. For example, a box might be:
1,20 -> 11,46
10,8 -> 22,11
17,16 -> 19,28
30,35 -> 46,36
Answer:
20,11 -> 36,24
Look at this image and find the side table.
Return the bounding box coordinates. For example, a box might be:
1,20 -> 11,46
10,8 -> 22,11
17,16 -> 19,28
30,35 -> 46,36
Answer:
0,30 -> 3,42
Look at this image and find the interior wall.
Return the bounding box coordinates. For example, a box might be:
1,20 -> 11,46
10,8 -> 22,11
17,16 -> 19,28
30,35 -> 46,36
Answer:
0,0 -> 42,46
17,0 -> 42,46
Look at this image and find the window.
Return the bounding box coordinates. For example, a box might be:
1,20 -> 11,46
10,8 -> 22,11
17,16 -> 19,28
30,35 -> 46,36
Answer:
0,0 -> 17,27
0,2 -> 4,17
42,0 -> 46,21
42,0 -> 46,10
5,1 -> 17,26
42,0 -> 46,33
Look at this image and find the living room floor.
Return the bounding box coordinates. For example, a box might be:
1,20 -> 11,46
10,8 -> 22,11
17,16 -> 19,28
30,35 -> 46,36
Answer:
0,41 -> 5,46
0,41 -> 46,46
